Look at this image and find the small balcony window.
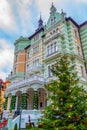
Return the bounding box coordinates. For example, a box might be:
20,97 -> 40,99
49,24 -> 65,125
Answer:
47,42 -> 57,56
33,45 -> 39,54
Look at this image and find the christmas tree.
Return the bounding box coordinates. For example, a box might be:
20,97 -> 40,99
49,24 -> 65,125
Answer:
39,55 -> 87,130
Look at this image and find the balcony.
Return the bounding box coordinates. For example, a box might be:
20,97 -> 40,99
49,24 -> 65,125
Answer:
26,63 -> 43,74
6,75 -> 46,92
44,31 -> 63,44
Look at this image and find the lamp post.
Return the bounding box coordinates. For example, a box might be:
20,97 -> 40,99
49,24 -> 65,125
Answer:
19,107 -> 22,130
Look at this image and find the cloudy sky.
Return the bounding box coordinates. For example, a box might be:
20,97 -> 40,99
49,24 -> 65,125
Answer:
0,0 -> 87,81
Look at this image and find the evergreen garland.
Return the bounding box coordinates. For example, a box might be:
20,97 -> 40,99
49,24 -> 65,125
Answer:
3,97 -> 8,110
21,93 -> 27,109
33,91 -> 38,109
10,95 -> 16,110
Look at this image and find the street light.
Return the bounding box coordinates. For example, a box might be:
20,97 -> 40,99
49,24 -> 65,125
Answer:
19,107 -> 22,130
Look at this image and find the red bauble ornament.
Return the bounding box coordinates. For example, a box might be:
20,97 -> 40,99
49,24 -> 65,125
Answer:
59,91 -> 63,94
75,115 -> 79,119
83,121 -> 87,125
70,128 -> 74,130
62,128 -> 66,130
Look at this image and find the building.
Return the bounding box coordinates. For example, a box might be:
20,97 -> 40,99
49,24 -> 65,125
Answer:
4,3 -> 87,115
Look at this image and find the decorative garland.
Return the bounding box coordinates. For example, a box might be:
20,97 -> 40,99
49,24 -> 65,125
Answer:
21,93 -> 27,109
33,91 -> 38,109
3,97 -> 8,110
10,95 -> 16,110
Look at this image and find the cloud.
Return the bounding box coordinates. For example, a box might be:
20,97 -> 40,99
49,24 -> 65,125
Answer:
0,39 -> 14,81
0,72 -> 7,82
0,0 -> 17,32
34,0 -> 71,23
8,0 -> 35,36
35,0 -> 87,25
75,0 -> 87,3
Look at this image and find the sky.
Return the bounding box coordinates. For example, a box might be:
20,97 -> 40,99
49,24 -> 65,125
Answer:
0,0 -> 87,81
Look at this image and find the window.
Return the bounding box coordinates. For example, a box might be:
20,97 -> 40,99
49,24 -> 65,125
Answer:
34,34 -> 39,41
15,55 -> 18,62
14,67 -> 16,74
54,42 -> 57,52
50,32 -> 52,35
40,102 -> 43,107
77,46 -> 80,55
27,64 -> 29,70
56,28 -> 58,32
51,17 -> 56,24
33,45 -> 39,54
51,44 -> 54,53
26,51 -> 30,58
81,66 -> 84,77
51,18 -> 53,24
47,46 -> 50,55
53,30 -> 55,33
47,42 -> 57,56
48,66 -> 53,77
74,30 -> 78,38
54,17 -> 56,22
15,45 -> 18,51
33,58 -> 39,65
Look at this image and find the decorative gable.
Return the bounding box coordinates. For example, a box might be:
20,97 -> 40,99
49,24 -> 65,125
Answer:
46,3 -> 66,30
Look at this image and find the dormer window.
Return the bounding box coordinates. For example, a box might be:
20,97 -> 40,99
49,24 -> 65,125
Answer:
33,45 -> 39,54
51,18 -> 54,24
51,17 -> 56,24
54,17 -> 56,22
34,34 -> 39,41
53,30 -> 55,33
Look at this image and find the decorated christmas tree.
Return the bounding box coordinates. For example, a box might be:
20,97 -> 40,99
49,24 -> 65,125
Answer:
40,55 -> 87,130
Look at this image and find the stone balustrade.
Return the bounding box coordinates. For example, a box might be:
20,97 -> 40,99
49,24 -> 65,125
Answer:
6,75 -> 46,91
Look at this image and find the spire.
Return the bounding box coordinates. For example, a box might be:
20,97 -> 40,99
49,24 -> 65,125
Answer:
61,9 -> 66,18
38,13 -> 43,29
50,2 -> 57,15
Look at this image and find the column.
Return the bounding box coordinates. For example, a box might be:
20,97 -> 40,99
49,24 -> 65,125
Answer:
15,96 -> 18,110
7,96 -> 11,110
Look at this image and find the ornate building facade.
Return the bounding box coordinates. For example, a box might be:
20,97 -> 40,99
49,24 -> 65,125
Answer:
4,4 -> 87,112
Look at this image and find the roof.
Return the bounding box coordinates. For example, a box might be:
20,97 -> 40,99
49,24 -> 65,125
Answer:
79,21 -> 87,28
28,27 -> 44,40
66,17 -> 79,28
25,44 -> 31,50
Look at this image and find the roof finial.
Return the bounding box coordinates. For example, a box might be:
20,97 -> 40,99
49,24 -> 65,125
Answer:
50,2 -> 56,14
40,12 -> 42,20
61,9 -> 63,14
38,12 -> 43,29
61,9 -> 66,17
